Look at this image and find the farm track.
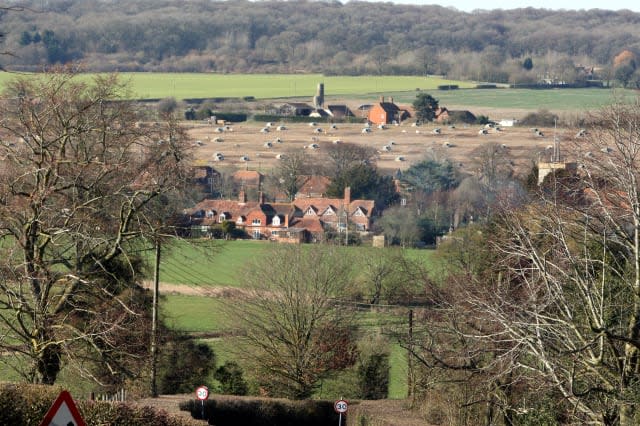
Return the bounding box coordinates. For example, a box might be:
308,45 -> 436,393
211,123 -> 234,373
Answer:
140,280 -> 249,299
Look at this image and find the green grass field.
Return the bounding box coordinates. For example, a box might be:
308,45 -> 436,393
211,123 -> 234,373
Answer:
1,71 -> 634,112
0,72 -> 471,100
386,87 -> 638,112
161,294 -> 237,333
151,239 -> 269,287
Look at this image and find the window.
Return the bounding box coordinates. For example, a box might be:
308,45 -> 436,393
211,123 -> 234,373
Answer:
252,230 -> 261,239
219,213 -> 226,223
356,223 -> 366,231
252,218 -> 261,226
206,210 -> 214,218
272,216 -> 281,226
305,207 -> 316,216
236,217 -> 244,225
323,207 -> 335,216
353,209 -> 364,217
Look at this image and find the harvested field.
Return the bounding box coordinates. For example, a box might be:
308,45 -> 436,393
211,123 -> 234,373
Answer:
187,120 -> 577,175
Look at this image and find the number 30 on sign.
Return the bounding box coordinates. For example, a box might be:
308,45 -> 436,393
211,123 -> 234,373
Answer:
196,386 -> 209,401
334,399 -> 348,413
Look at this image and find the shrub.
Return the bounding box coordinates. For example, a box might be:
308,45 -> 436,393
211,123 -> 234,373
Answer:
181,397 -> 337,426
0,383 -> 198,426
158,333 -> 217,394
476,114 -> 491,125
214,362 -> 249,396
357,353 -> 389,399
519,109 -> 559,127
437,84 -> 458,90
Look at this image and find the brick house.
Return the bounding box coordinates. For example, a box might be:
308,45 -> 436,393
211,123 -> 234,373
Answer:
184,187 -> 375,243
367,96 -> 410,125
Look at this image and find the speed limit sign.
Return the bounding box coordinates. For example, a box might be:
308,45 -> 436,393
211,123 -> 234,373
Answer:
334,399 -> 348,413
196,385 -> 209,401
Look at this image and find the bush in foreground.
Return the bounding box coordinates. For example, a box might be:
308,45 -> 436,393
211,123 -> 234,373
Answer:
180,396 -> 339,426
0,383 -> 199,426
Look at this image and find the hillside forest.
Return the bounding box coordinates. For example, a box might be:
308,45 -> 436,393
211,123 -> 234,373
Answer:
2,0 -> 640,85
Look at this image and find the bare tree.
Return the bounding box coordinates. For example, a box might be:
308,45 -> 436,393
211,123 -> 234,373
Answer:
421,100 -> 640,425
0,69 -> 189,385
323,142 -> 377,179
235,244 -> 357,399
267,149 -> 310,202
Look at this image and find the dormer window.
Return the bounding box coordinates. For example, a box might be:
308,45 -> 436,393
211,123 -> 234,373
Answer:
272,215 -> 281,226
305,207 -> 316,216
353,208 -> 365,217
236,216 -> 244,225
219,213 -> 227,223
206,209 -> 215,218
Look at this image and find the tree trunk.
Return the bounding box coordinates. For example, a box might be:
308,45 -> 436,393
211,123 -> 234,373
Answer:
35,342 -> 62,385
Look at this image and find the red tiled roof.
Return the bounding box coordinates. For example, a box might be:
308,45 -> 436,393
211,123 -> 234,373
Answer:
294,197 -> 374,218
292,216 -> 325,233
296,175 -> 331,197
232,170 -> 263,186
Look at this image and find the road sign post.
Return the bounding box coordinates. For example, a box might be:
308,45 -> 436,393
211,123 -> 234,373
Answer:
334,398 -> 348,426
196,385 -> 209,420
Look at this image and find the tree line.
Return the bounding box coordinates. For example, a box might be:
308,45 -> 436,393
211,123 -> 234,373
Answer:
1,0 -> 640,84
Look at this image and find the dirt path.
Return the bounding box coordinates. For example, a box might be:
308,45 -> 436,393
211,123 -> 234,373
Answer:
140,280 -> 250,299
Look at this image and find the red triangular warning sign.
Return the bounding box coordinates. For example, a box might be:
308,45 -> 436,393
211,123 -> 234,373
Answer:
39,390 -> 86,426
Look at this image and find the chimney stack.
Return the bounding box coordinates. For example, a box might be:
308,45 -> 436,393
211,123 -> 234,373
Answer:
239,190 -> 246,204
344,186 -> 351,205
259,191 -> 265,204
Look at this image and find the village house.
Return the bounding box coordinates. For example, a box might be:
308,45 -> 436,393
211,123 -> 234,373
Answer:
184,187 -> 375,243
367,96 -> 411,125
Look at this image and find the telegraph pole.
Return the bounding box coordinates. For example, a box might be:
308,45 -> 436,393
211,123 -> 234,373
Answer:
150,241 -> 161,397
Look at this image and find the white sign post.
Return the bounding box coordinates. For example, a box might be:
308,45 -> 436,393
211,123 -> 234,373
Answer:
334,398 -> 348,426
196,385 -> 209,420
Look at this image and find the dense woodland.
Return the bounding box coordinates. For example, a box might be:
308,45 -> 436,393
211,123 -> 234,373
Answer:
2,0 -> 640,84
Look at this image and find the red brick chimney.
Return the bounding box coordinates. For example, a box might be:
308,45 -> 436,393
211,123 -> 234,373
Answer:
284,213 -> 289,228
344,186 -> 351,205
259,191 -> 265,204
239,190 -> 246,204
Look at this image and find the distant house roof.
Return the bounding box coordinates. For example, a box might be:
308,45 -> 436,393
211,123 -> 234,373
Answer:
296,175 -> 331,198
232,170 -> 263,187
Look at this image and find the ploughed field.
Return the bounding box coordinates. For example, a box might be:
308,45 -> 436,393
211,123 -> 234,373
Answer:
187,120 -> 578,175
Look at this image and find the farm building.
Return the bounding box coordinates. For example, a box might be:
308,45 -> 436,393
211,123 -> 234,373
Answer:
325,105 -> 354,119
367,96 -> 411,125
278,102 -> 315,117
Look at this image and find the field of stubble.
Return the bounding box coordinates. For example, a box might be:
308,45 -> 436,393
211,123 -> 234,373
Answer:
187,120 -> 576,175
